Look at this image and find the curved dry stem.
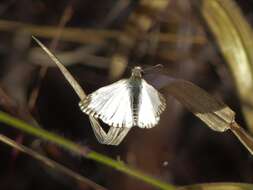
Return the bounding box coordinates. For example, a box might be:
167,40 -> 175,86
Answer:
32,36 -> 130,145
32,36 -> 86,100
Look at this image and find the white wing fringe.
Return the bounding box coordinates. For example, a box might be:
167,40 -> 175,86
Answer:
79,80 -> 134,128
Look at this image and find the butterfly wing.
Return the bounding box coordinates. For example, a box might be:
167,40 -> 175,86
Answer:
79,79 -> 134,128
137,79 -> 166,128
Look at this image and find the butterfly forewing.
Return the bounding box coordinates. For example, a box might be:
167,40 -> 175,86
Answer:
79,67 -> 166,129
137,80 -> 166,128
79,79 -> 134,128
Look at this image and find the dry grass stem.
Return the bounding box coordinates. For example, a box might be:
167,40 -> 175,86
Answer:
32,36 -> 130,145
0,134 -> 107,190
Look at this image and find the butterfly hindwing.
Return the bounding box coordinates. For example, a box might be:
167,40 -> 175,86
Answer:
79,79 -> 134,128
137,79 -> 166,128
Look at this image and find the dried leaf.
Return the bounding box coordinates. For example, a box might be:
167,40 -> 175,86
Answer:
164,77 -> 235,132
156,75 -> 253,155
201,0 -> 253,132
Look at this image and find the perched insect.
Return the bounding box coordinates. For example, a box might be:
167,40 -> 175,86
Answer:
79,66 -> 166,128
32,36 -> 166,144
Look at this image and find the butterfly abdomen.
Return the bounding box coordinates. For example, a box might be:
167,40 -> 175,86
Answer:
132,95 -> 139,126
128,77 -> 142,126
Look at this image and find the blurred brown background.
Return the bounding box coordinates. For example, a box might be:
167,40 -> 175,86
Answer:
0,0 -> 253,190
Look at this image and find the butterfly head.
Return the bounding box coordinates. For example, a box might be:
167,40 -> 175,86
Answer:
131,66 -> 143,78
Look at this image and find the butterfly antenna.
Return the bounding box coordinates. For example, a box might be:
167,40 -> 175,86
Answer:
143,64 -> 163,73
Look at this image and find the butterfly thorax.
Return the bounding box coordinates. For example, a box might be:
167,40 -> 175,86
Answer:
131,66 -> 142,78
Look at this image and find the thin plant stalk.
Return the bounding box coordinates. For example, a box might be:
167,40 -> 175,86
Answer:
0,111 -> 175,190
0,134 -> 107,190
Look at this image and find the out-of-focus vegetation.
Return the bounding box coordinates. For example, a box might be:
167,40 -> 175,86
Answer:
202,0 -> 253,133
1,0 -> 253,190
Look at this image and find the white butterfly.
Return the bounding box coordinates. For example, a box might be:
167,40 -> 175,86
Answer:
79,66 -> 166,128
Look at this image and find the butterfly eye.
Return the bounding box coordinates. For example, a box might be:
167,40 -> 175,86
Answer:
138,67 -> 144,74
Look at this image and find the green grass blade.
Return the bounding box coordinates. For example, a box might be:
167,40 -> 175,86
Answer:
0,111 -> 175,190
